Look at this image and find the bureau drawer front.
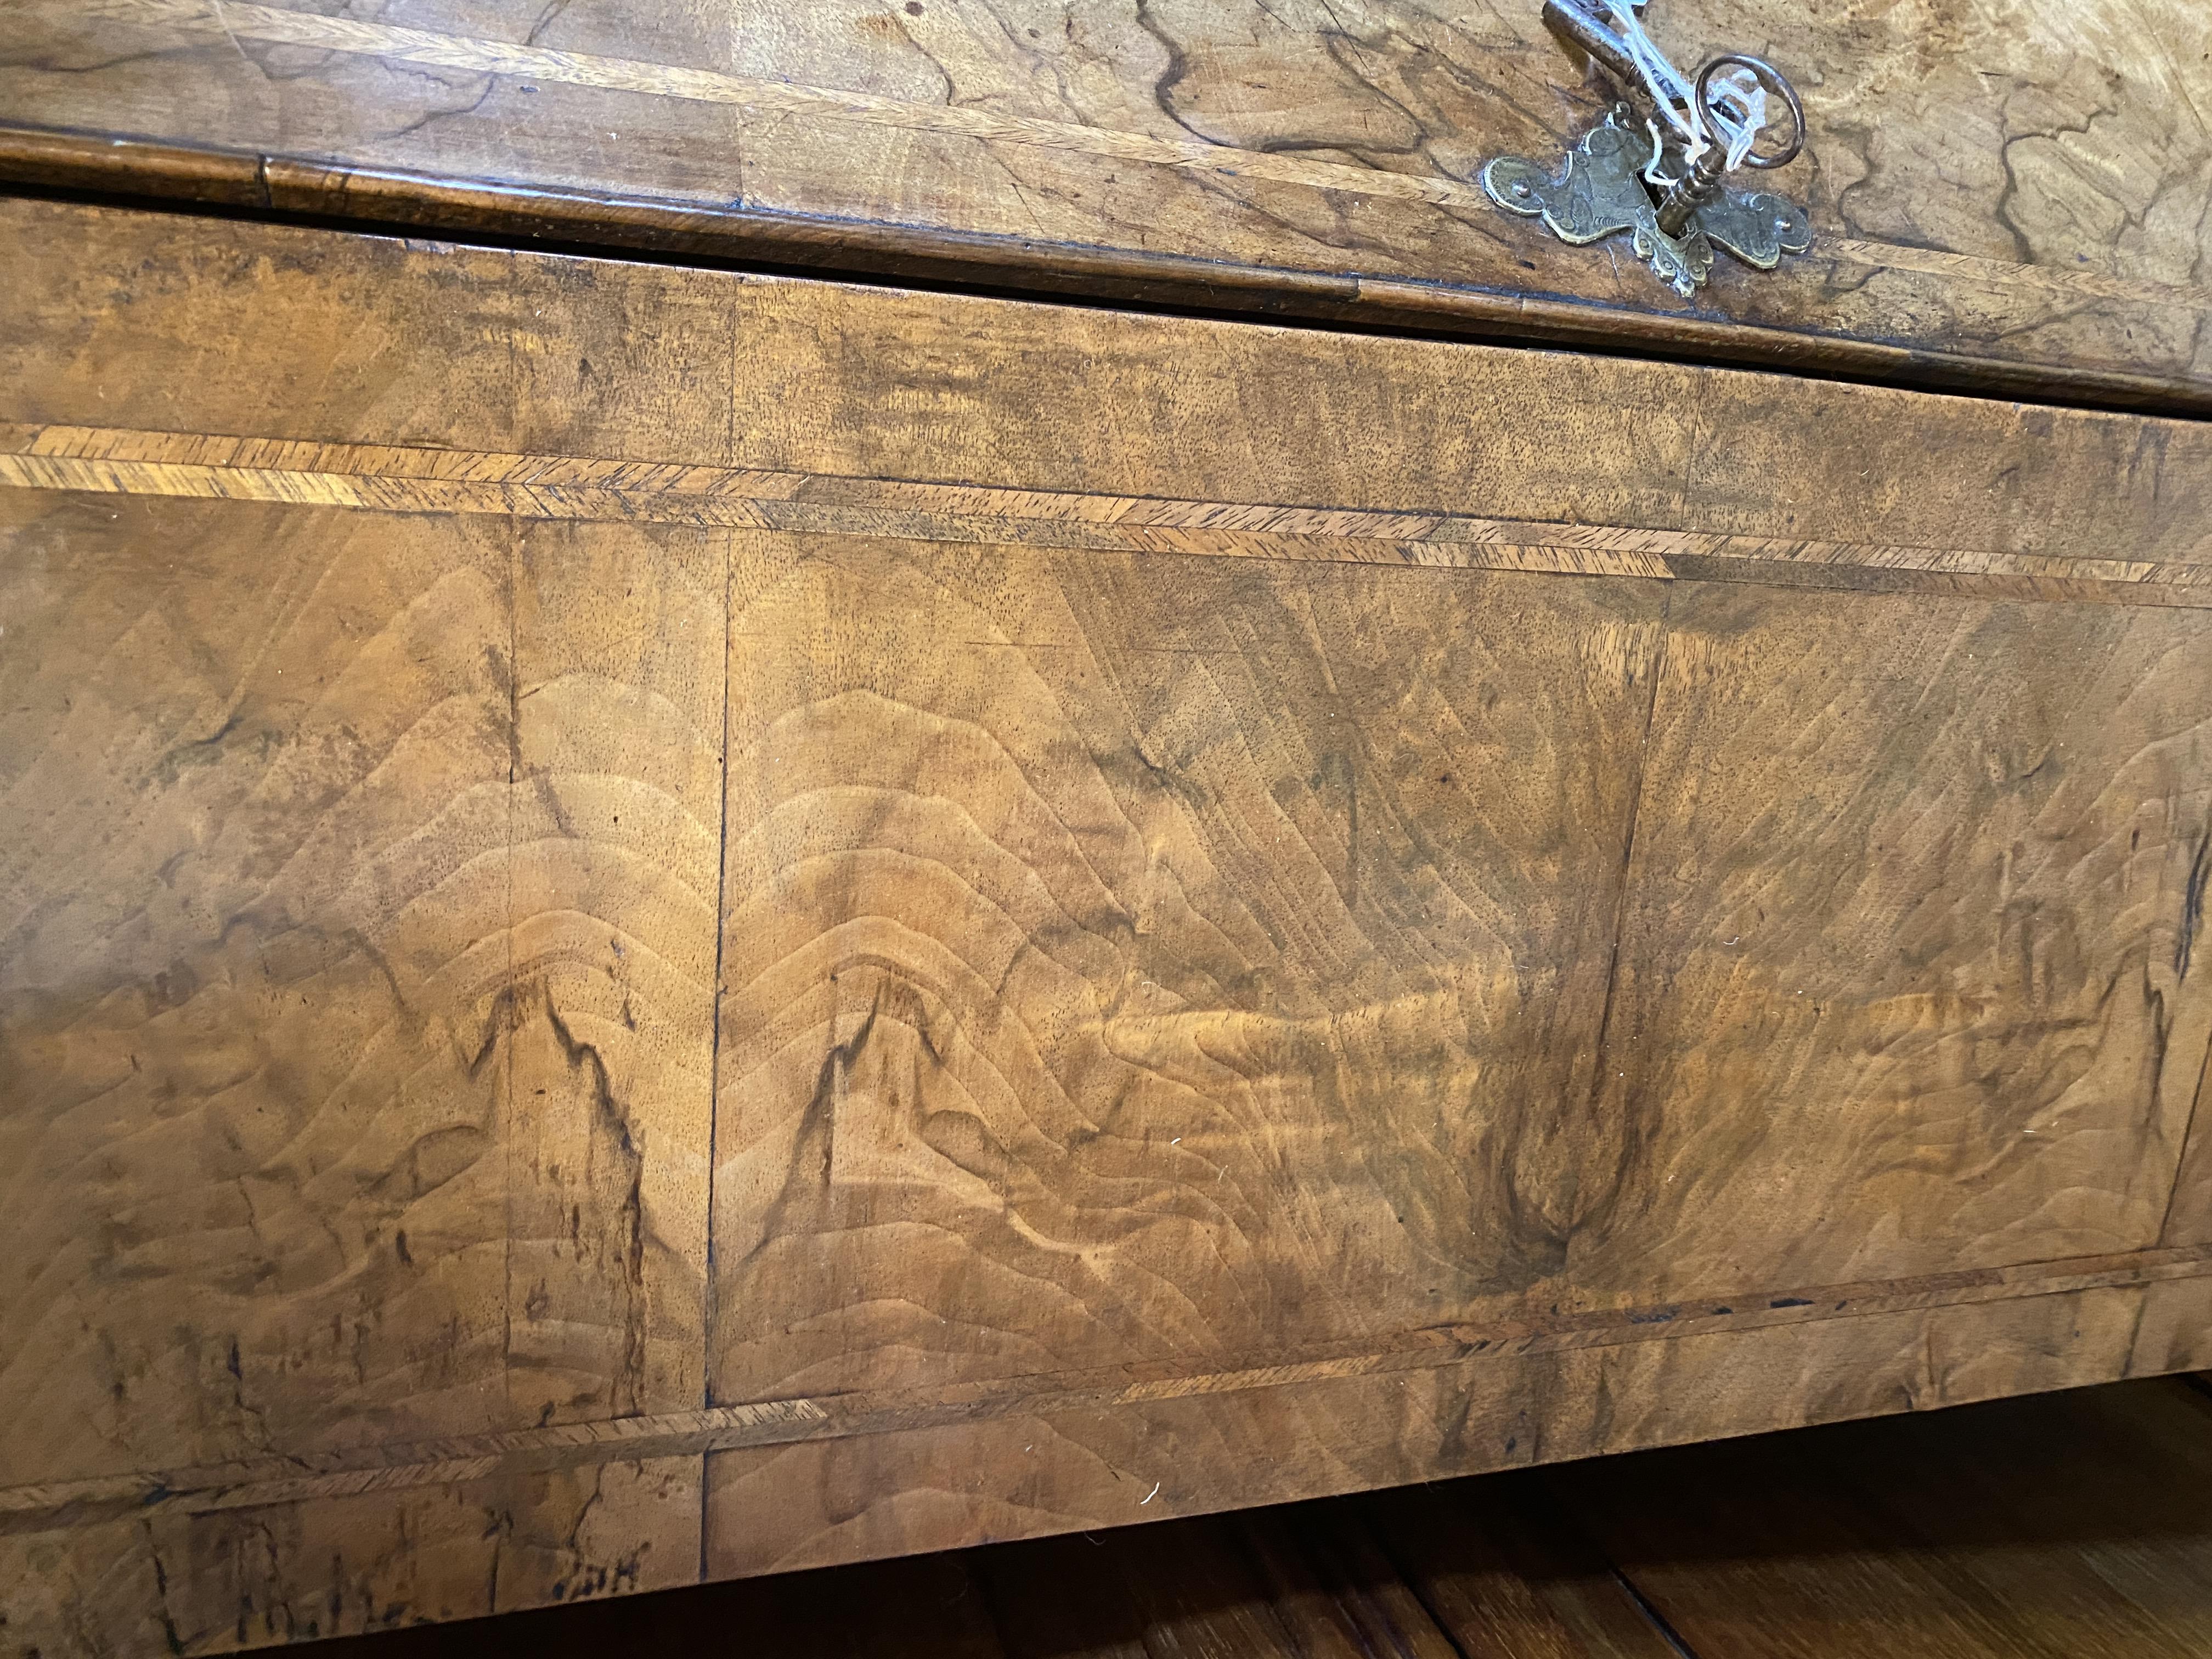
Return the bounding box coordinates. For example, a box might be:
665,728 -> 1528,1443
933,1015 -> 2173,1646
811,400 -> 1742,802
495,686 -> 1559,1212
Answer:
2,195 -> 2208,1654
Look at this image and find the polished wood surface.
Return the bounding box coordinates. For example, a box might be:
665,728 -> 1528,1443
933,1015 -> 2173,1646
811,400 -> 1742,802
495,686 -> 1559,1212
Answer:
1,196 -> 2209,1654
2,0 -> 2208,408
295,1376 -> 2212,1657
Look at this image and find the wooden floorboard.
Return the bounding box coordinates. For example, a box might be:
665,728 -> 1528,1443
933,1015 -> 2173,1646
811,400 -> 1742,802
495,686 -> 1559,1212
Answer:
288,1376 -> 2212,1657
1544,1379 -> 2212,1659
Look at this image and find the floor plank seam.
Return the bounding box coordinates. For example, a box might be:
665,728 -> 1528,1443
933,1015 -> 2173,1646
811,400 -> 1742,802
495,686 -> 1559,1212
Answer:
1610,1566 -> 1703,1659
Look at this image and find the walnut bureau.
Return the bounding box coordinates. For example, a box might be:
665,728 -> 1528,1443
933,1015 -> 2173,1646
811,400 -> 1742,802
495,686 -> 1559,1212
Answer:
2,3 -> 2210,1654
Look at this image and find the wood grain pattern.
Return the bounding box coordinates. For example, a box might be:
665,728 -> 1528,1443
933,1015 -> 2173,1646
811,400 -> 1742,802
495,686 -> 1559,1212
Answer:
2,0 -> 2208,407
0,490 -> 720,1636
1,196 -> 2209,1653
1576,583 -> 2212,1305
0,197 -> 740,1648
706,531 -> 1662,1399
1545,1378 -> 2212,1658
693,1279 -> 2198,1577
1359,1476 -> 1686,1658
0,1457 -> 702,1650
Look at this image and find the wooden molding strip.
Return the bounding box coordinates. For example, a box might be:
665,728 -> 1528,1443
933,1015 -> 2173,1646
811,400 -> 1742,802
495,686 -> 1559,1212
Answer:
71,0 -> 2212,319
5,423 -> 2209,606
3,1243 -> 2208,1532
8,126 -> 2208,417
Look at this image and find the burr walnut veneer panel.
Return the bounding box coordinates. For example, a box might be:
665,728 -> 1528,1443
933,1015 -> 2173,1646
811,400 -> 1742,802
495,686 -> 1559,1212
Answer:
1,196 -> 2209,1652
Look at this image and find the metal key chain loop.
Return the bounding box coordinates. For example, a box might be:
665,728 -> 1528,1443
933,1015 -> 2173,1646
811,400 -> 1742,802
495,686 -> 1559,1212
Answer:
1695,53 -> 1804,171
